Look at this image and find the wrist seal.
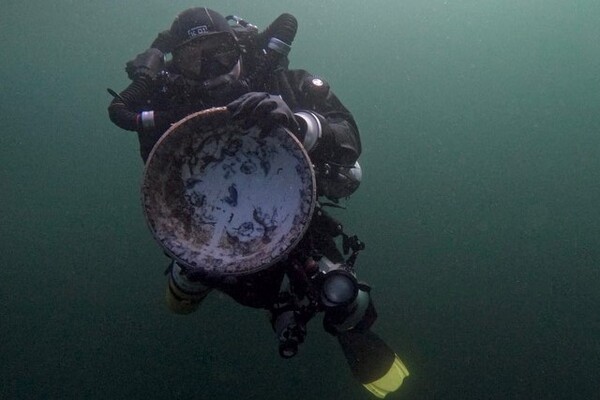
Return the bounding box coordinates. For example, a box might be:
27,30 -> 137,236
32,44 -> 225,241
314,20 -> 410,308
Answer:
294,110 -> 322,152
140,111 -> 155,131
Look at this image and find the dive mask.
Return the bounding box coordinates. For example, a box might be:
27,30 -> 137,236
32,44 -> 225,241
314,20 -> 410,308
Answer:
172,31 -> 240,81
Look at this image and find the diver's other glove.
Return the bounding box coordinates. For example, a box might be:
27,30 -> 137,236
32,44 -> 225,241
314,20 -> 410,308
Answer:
227,92 -> 301,135
126,48 -> 165,80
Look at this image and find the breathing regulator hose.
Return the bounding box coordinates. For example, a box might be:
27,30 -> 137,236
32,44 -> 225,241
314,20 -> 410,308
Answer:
236,13 -> 298,91
257,13 -> 298,52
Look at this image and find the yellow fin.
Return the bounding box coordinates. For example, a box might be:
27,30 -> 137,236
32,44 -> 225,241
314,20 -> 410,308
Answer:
362,354 -> 409,398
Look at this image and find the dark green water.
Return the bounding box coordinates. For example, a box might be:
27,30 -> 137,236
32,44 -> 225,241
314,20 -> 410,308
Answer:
2,0 -> 599,399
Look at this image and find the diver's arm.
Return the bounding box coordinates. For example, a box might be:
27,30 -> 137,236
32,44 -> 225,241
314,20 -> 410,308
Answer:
288,70 -> 363,199
107,77 -> 175,133
289,70 -> 362,166
150,30 -> 177,53
295,108 -> 361,166
107,77 -> 151,132
108,48 -> 177,134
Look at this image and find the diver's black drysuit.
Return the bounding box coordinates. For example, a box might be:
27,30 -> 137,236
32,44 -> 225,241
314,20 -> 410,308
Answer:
107,14 -> 378,354
105,12 -> 409,394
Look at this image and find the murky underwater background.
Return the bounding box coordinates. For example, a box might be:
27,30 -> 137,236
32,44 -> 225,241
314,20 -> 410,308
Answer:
1,0 -> 599,398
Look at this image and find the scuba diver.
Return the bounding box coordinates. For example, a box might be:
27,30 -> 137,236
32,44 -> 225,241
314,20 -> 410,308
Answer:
107,7 -> 408,398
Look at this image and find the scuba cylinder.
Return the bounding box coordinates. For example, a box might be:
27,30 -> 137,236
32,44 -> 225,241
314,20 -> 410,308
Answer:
165,261 -> 212,314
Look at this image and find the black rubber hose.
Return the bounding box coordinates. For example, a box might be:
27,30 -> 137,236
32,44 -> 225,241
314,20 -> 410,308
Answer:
257,13 -> 298,47
235,13 -> 298,93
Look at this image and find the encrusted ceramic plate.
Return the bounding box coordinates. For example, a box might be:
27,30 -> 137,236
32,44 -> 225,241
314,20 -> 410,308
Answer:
142,107 -> 316,276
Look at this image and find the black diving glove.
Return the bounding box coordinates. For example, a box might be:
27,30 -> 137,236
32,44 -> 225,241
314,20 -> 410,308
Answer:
126,48 -> 165,80
227,92 -> 301,135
